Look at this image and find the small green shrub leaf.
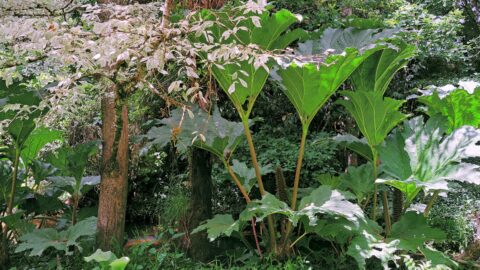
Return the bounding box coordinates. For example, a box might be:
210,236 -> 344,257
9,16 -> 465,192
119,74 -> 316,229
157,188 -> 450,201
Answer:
339,163 -> 375,203
15,216 -> 97,256
388,212 -> 446,251
192,214 -> 240,241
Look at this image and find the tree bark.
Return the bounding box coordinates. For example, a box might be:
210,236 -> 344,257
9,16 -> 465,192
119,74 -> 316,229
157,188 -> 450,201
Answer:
97,85 -> 129,251
0,231 -> 7,270
187,148 -> 213,261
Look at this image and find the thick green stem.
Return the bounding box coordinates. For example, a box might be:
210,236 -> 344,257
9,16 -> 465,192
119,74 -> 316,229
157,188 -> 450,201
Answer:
241,117 -> 277,253
372,149 -> 391,235
290,127 -> 308,211
1,148 -> 20,268
6,148 -> 20,216
283,126 -> 308,250
371,151 -> 379,220
424,191 -> 439,217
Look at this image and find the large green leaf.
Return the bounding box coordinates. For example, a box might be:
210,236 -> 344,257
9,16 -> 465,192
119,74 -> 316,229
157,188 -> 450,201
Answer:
191,214 -> 240,241
0,211 -> 35,235
377,130 -> 412,181
337,91 -> 407,146
347,230 -> 399,270
298,186 -> 365,226
272,46 -> 381,127
418,88 -> 480,133
7,117 -> 36,149
239,193 -> 294,224
48,175 -> 100,197
333,134 -> 373,161
16,216 -> 97,256
146,106 -> 244,159
298,27 -> 398,55
350,39 -> 415,95
387,212 -> 446,251
21,128 -> 63,164
200,9 -> 304,111
240,186 -> 364,227
378,117 -> 480,199
418,246 -> 458,268
0,81 -> 43,121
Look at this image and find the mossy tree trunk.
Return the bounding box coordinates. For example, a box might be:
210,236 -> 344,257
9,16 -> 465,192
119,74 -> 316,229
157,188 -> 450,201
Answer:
97,84 -> 130,251
187,148 -> 213,261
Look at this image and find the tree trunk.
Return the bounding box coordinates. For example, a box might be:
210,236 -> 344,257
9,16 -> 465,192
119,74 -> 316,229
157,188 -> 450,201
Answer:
97,85 -> 129,251
0,231 -> 8,270
187,148 -> 213,261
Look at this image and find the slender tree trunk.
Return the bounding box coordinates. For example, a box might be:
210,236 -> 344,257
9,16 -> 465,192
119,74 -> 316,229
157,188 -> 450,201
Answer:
97,85 -> 129,251
187,148 -> 213,261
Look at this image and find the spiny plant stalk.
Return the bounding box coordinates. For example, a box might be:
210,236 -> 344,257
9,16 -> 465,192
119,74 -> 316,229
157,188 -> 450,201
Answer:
393,188 -> 403,222
275,166 -> 289,204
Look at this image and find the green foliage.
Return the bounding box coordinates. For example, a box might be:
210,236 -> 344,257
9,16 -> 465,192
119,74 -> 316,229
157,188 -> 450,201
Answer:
84,249 -> 130,270
298,27 -> 397,55
347,229 -> 399,270
333,134 -> 373,161
418,87 -> 480,133
200,8 -> 303,116
227,159 -> 273,194
20,128 -> 64,165
46,141 -> 99,183
428,183 -> 480,252
378,117 -> 480,204
338,163 -> 375,203
161,189 -> 189,226
337,91 -> 407,146
350,39 -> 416,95
147,106 -> 244,159
253,130 -> 340,179
48,175 -> 100,198
196,186 -> 364,242
388,212 -> 446,251
273,46 -> 383,128
192,214 -> 240,241
15,216 -> 97,256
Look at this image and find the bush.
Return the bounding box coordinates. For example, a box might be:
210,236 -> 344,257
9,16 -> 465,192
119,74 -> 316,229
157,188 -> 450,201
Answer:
428,183 -> 480,252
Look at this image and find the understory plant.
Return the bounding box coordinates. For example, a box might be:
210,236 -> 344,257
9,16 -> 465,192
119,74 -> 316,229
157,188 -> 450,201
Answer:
144,3 -> 480,268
